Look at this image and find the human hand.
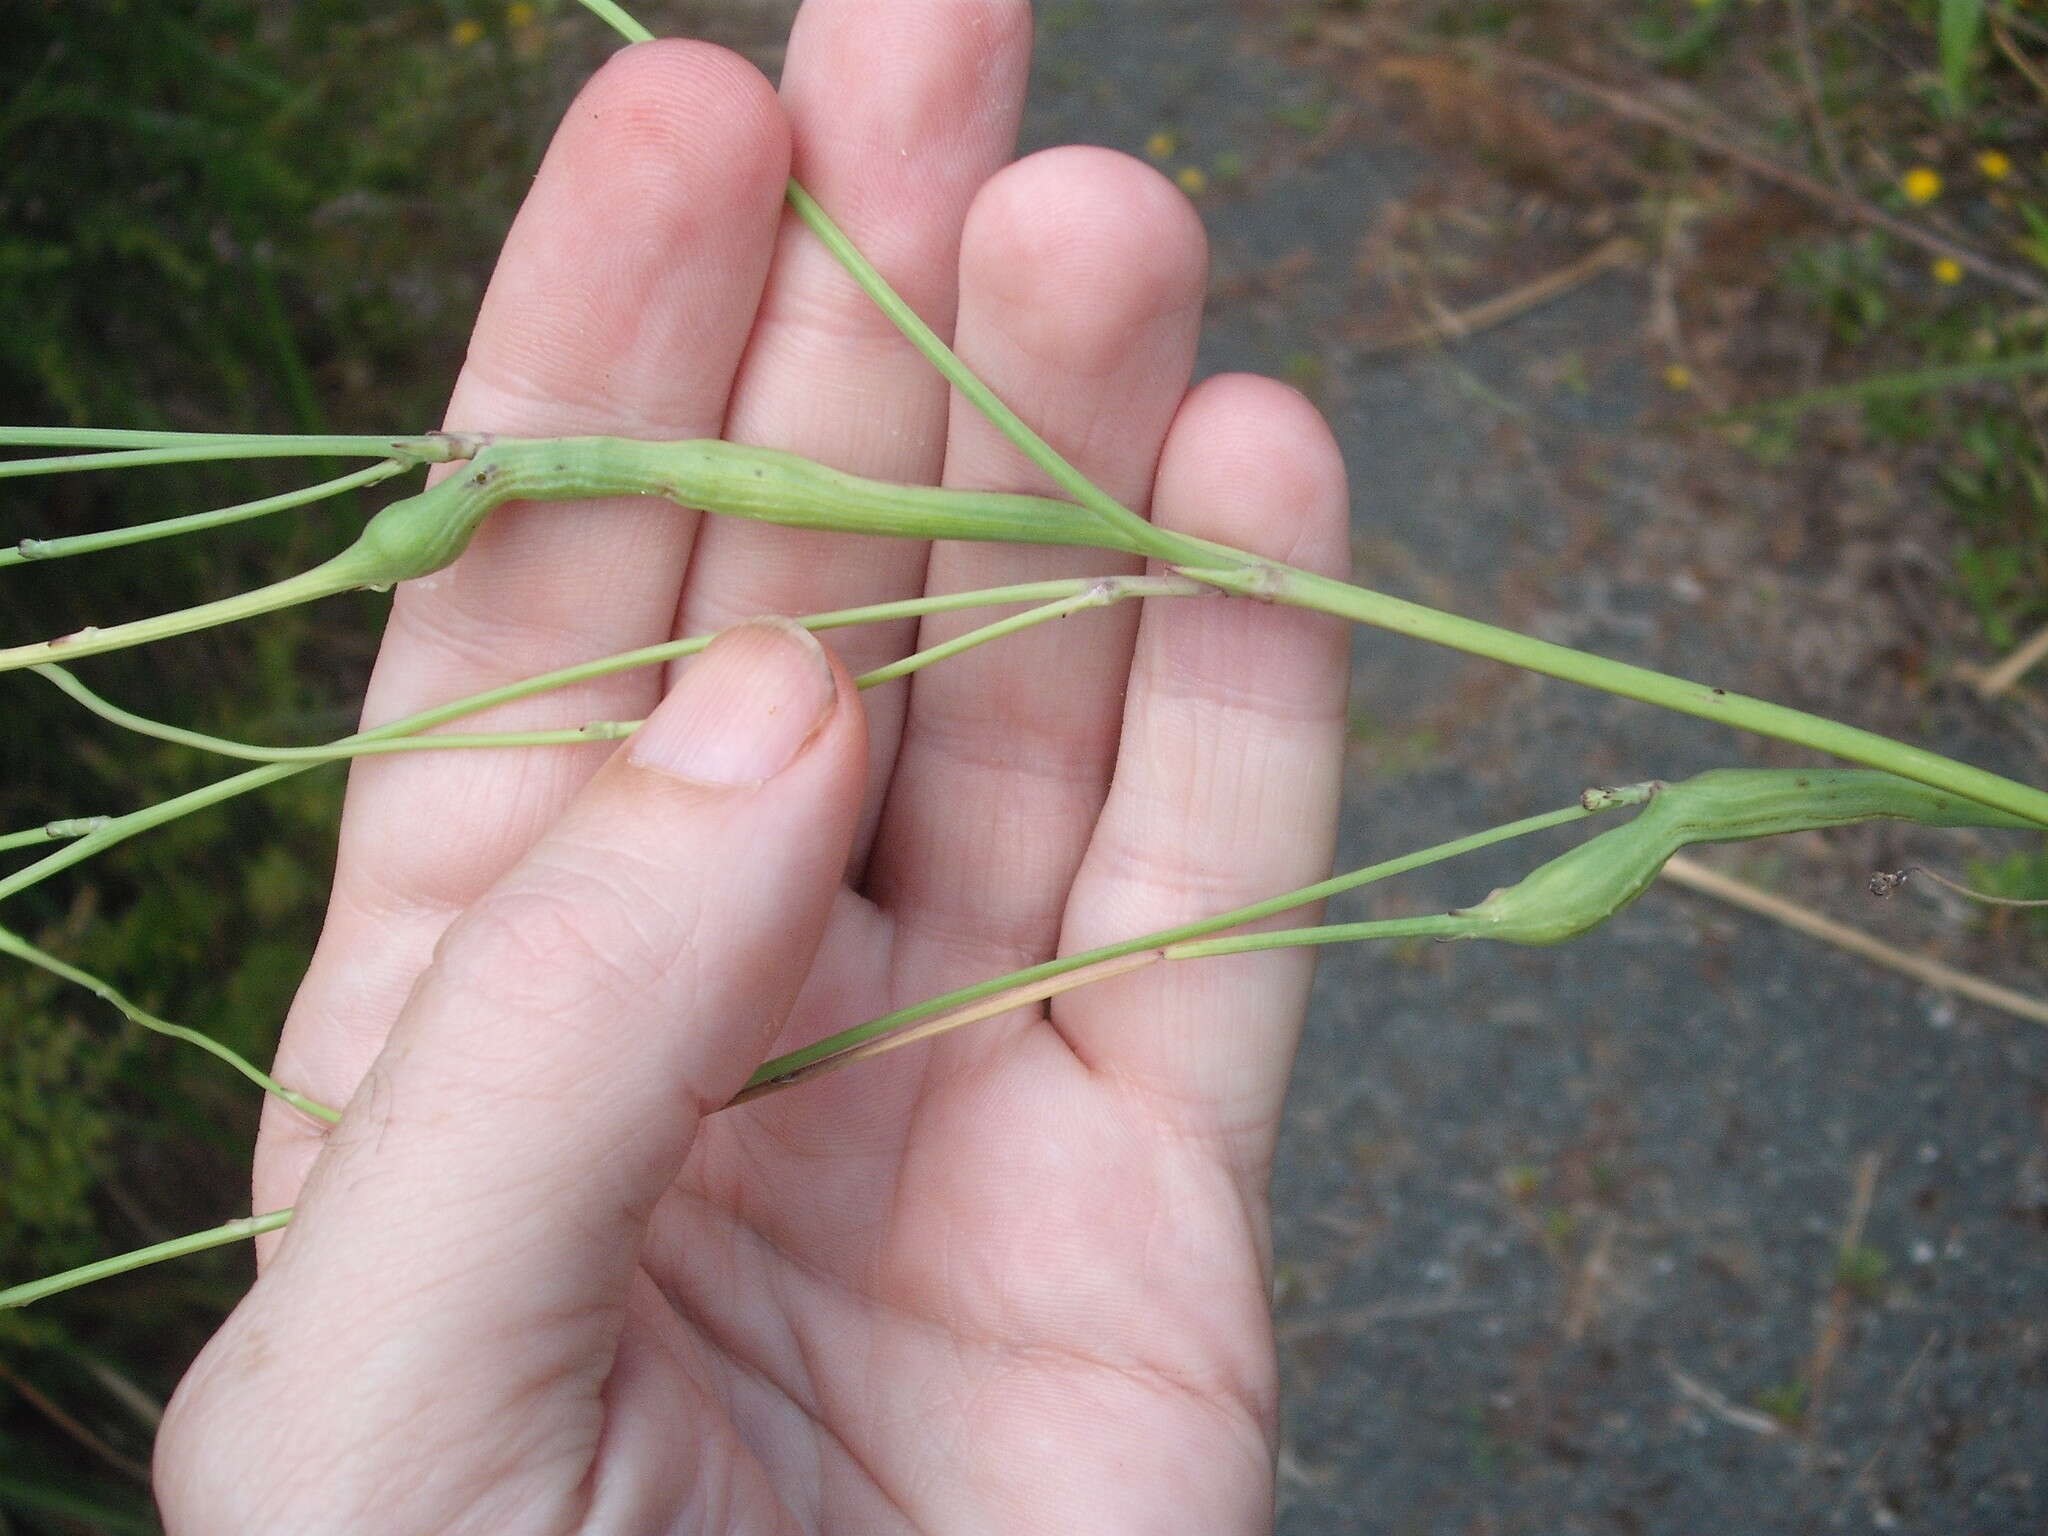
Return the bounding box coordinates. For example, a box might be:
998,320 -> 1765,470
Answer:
155,3 -> 1351,1530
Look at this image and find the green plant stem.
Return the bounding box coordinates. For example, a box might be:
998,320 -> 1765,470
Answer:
780,183 -> 1175,559
0,427 -> 449,453
0,817 -> 107,853
9,429 -> 2046,824
34,662 -> 635,763
571,0 -> 1158,551
1,460 -> 412,568
32,580 -> 1194,762
7,799 -> 1599,1303
740,765 -> 2043,1097
855,574 -> 1200,685
0,437 -> 1150,675
0,558 -> 367,672
1180,559 -> 2048,829
0,1210 -> 292,1310
0,577 -> 1167,903
567,0 -> 1157,553
0,432 -> 462,479
1165,917 -> 1469,961
736,800 -> 1603,1095
574,0 -> 652,43
0,924 -> 338,1122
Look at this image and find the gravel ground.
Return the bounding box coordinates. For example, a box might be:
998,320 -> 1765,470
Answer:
1014,4 -> 2047,1532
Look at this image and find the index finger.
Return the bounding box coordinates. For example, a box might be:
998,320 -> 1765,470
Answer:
258,41 -> 792,1185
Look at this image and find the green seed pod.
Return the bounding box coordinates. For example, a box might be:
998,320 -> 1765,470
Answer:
1453,768 -> 2040,946
1449,817 -> 1672,946
343,467 -> 499,585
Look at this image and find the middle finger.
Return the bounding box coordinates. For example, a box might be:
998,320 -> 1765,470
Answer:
673,0 -> 1034,858
869,147 -> 1208,1015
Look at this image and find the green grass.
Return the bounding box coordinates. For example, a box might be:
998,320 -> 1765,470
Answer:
0,3 -> 579,1526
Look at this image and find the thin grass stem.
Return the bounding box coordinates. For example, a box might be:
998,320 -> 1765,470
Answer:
1713,350 -> 2048,422
0,434 -> 455,479
0,1210 -> 292,1310
853,574 -> 1201,687
0,924 -> 339,1122
0,578 -> 1163,902
31,577 -> 1200,765
33,667 -> 638,762
1,461 -> 412,568
0,558 -> 364,674
1180,560 -> 2048,830
0,427 -> 432,452
0,818 -> 108,853
573,0 -> 653,43
564,5 -> 1162,550
734,800 -> 1602,1097
780,182 -> 1174,559
1164,917 -> 1461,961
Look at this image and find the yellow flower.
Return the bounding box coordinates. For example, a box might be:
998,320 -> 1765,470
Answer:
450,17 -> 484,45
1976,148 -> 2012,181
1661,363 -> 1694,392
1176,165 -> 1208,196
1931,256 -> 1964,285
1900,166 -> 1942,204
1144,131 -> 1177,161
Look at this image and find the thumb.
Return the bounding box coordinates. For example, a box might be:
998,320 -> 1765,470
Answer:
164,617 -> 864,1510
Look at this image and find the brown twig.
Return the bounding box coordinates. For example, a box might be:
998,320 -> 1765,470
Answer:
1832,1328 -> 1941,1524
1275,1294 -> 1487,1342
1658,854 -> 2048,1027
0,1358 -> 150,1484
1352,236 -> 1641,355
1663,1357 -> 1785,1437
1973,620 -> 2048,700
1473,47 -> 2048,303
1991,9 -> 2048,104
1560,1211 -> 1619,1342
1786,0 -> 1852,192
1800,1149 -> 1884,1446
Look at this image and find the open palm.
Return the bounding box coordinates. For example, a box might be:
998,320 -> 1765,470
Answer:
156,3 -> 1350,1530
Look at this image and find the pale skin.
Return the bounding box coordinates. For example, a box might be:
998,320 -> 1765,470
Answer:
153,2 -> 1352,1530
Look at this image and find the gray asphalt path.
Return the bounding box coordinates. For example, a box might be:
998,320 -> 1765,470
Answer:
1022,6 -> 2047,1532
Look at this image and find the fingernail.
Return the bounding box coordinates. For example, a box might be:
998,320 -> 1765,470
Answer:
630,617 -> 836,786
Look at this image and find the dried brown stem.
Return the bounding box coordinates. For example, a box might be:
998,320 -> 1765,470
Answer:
1353,237 -> 1641,355
1658,854 -> 2048,1027
1474,47 -> 2048,303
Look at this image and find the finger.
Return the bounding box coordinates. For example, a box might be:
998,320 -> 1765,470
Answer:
1059,375 -> 1351,1170
180,621 -> 866,1524
676,0 -> 1033,856
869,148 -> 1206,993
258,41 -> 791,1193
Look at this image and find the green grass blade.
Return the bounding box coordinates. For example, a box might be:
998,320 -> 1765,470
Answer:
1939,0 -> 1986,116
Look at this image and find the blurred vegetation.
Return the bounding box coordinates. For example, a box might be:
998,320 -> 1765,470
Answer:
0,1 -> 600,1527
1373,0 -> 2048,648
